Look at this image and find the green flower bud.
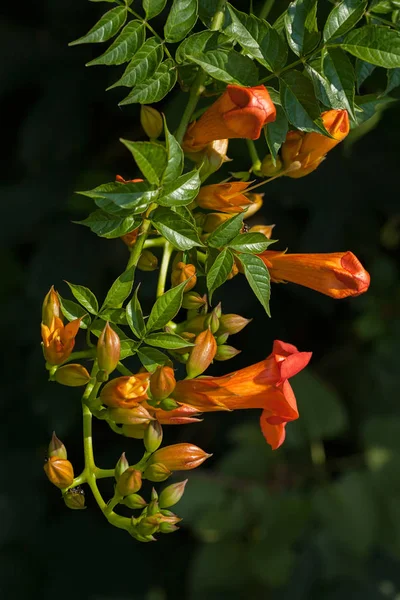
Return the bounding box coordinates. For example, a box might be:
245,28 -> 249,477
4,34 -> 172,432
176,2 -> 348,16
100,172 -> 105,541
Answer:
123,494 -> 147,510
63,487 -> 86,510
115,452 -> 129,481
48,432 -> 67,459
116,467 -> 142,496
144,420 -> 163,453
215,345 -> 241,361
143,462 -> 172,482
159,479 -> 188,509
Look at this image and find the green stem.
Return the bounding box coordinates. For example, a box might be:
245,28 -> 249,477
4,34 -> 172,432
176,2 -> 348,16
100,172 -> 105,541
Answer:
94,468 -> 115,480
144,237 -> 166,249
104,492 -> 123,517
156,241 -> 173,297
259,47 -> 322,84
174,0 -> 226,145
126,203 -> 157,271
246,139 -> 262,173
366,12 -> 398,28
259,0 -> 275,20
197,251 -> 207,264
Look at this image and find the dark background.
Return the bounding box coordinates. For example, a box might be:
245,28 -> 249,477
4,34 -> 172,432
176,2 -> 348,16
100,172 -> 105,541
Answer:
2,1 -> 400,599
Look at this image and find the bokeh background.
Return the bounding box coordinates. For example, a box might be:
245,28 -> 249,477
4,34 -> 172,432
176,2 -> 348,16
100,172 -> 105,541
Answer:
2,0 -> 400,598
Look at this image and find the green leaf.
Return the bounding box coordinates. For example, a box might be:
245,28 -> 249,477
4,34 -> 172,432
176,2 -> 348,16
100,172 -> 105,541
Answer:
77,181 -> 157,212
321,47 -> 356,119
207,212 -> 244,248
101,266 -> 135,309
119,140 -> 167,185
176,31 -> 259,86
355,58 -> 376,90
236,253 -> 271,316
264,105 -> 289,163
224,4 -> 288,72
206,248 -> 234,301
285,0 -> 320,57
323,0 -> 367,42
137,346 -> 172,373
145,332 -> 195,349
86,20 -> 145,66
353,93 -> 396,125
76,209 -> 140,239
280,70 -> 325,133
163,119 -> 184,185
151,206 -> 203,250
119,59 -> 177,104
157,169 -> 200,207
146,280 -> 188,332
370,0 -> 395,13
143,0 -> 167,19
69,6 -> 127,46
119,339 -> 139,359
126,287 -> 146,338
58,295 -> 91,329
340,25 -> 400,68
228,232 -> 273,254
65,282 -> 99,314
164,0 -> 198,44
385,66 -> 400,93
107,38 -> 164,89
98,307 -> 127,325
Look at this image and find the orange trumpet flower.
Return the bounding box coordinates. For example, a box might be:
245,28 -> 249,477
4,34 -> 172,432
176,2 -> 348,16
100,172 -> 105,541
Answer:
183,85 -> 276,152
172,340 -> 312,450
196,181 -> 255,214
281,109 -> 350,178
41,288 -> 81,365
259,250 -> 370,299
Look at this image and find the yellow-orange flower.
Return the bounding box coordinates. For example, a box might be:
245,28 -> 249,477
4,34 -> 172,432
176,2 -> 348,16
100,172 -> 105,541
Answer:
259,250 -> 370,299
196,182 -> 253,213
183,85 -> 276,152
172,340 -> 312,450
100,373 -> 150,409
281,109 -> 350,178
41,312 -> 81,366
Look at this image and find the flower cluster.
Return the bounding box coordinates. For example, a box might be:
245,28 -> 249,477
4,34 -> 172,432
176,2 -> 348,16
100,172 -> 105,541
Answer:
41,78 -> 370,540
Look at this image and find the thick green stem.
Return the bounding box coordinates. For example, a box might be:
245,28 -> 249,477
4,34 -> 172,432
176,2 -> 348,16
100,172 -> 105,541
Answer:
64,349 -> 96,363
259,0 -> 275,20
144,237 -> 166,249
174,0 -> 226,145
157,241 -> 173,297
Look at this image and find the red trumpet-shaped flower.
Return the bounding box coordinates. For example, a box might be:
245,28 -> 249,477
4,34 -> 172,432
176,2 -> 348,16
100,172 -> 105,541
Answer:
259,250 -> 370,299
172,340 -> 312,450
183,85 -> 276,152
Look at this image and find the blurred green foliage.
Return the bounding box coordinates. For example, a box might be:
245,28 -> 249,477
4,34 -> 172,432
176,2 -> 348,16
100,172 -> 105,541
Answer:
2,0 -> 400,598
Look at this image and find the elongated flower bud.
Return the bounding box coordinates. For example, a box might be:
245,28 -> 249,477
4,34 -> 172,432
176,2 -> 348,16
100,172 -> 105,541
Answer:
148,443 -> 212,471
63,487 -> 86,510
218,314 -> 252,335
54,364 -> 91,387
186,328 -> 217,378
42,286 -> 60,328
150,366 -> 176,402
115,452 -> 129,480
48,432 -> 67,459
249,224 -> 275,239
44,457 -> 74,489
107,405 -> 154,426
116,467 -> 142,496
144,420 -> 163,453
182,292 -> 207,310
171,262 -> 196,292
97,322 -> 120,375
137,250 -> 158,272
143,462 -> 172,482
215,345 -> 241,361
159,480 -> 188,508
140,105 -> 163,139
124,494 -> 147,510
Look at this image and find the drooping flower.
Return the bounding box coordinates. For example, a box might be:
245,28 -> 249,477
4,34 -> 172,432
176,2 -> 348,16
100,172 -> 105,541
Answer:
196,182 -> 254,213
281,109 -> 350,178
172,340 -> 312,449
259,250 -> 370,299
183,85 -> 276,152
